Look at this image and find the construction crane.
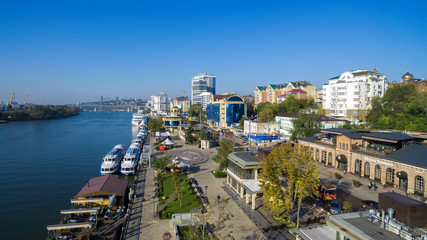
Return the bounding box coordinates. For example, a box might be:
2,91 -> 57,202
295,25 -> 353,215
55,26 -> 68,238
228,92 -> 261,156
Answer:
24,96 -> 29,110
5,92 -> 15,110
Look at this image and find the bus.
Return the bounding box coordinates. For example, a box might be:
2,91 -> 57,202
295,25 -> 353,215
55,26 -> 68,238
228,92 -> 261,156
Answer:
318,183 -> 337,201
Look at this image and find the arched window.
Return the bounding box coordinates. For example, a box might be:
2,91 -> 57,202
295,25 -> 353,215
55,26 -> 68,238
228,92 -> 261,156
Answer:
375,165 -> 381,180
339,142 -> 342,149
364,162 -> 370,177
386,168 -> 394,184
328,152 -> 332,165
355,160 -> 362,174
316,149 -> 319,160
415,176 -> 424,195
321,151 -> 326,163
311,148 -> 314,159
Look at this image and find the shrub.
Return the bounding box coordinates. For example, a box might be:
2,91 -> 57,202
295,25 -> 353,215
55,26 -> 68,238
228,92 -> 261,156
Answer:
352,179 -> 361,187
211,171 -> 227,178
335,173 -> 342,180
414,190 -> 424,196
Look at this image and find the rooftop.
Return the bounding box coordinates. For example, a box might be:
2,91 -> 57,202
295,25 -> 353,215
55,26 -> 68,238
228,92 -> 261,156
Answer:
379,192 -> 425,206
329,212 -> 402,240
386,144 -> 427,169
321,128 -> 359,135
277,113 -> 347,122
229,151 -> 260,167
361,132 -> 415,143
74,175 -> 128,198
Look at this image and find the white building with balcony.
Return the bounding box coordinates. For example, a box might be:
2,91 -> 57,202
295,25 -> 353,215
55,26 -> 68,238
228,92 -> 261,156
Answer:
150,92 -> 170,115
322,68 -> 388,121
191,72 -> 216,106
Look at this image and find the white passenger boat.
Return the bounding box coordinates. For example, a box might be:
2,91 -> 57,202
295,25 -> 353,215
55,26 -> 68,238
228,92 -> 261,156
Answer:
132,110 -> 146,126
132,138 -> 144,148
120,143 -> 140,175
100,144 -> 126,175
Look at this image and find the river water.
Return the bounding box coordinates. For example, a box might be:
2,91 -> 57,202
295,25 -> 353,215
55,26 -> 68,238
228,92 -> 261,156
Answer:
0,112 -> 138,240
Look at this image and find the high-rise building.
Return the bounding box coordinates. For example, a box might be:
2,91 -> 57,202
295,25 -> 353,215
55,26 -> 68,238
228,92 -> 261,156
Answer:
191,72 -> 216,106
150,92 -> 170,115
322,68 -> 388,121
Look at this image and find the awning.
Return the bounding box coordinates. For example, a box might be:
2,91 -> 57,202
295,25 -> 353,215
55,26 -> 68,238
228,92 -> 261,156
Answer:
336,155 -> 347,163
396,171 -> 408,179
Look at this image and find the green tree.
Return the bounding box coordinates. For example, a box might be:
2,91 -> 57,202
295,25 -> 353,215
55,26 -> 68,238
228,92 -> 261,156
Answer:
342,201 -> 352,213
188,103 -> 206,123
239,116 -> 248,127
290,113 -> 321,140
148,118 -> 165,132
213,140 -> 234,171
172,172 -> 183,208
258,108 -> 274,122
154,155 -> 172,171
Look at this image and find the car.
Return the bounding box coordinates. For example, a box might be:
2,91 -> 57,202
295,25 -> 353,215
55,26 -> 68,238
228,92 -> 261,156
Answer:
329,200 -> 342,215
361,200 -> 378,210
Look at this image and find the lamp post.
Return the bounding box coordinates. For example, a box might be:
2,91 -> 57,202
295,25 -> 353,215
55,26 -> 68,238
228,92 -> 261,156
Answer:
205,186 -> 208,201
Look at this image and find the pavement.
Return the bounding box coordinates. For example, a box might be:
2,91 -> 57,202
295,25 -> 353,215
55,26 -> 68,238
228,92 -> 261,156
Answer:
316,162 -> 408,203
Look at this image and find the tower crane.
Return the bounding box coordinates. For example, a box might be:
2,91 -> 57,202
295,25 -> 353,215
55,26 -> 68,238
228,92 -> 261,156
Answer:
5,92 -> 15,110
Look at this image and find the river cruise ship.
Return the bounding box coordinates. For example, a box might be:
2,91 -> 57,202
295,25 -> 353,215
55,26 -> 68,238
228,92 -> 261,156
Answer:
100,144 -> 126,175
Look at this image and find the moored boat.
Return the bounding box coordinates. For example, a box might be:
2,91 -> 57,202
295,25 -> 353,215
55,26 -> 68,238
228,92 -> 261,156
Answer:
100,144 -> 126,175
120,143 -> 140,175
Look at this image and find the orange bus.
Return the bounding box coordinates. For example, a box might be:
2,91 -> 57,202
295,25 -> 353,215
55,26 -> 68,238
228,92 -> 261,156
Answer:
317,183 -> 337,201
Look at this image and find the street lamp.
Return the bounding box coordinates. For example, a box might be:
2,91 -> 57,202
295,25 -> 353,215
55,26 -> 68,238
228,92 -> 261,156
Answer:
205,185 -> 208,198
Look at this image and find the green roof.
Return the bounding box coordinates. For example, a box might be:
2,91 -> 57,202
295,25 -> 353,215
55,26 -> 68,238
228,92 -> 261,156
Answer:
329,75 -> 340,80
256,86 -> 267,91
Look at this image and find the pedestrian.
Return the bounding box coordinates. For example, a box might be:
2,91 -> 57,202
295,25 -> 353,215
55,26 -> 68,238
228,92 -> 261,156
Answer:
217,194 -> 221,203
373,183 -> 377,191
368,181 -> 373,190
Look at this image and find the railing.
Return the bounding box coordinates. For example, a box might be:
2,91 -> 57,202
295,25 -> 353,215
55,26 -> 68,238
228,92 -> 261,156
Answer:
351,144 -> 395,157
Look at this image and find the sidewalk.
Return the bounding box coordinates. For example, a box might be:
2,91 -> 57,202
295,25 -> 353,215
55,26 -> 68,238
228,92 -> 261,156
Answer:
316,163 -> 408,202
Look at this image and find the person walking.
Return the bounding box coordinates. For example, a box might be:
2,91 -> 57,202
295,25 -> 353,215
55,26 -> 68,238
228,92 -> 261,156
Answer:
368,182 -> 373,190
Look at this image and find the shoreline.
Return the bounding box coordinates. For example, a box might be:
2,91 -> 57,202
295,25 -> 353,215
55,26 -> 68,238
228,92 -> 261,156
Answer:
0,112 -> 79,123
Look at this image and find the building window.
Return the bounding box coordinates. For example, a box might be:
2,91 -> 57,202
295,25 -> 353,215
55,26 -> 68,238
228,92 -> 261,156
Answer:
355,160 -> 362,174
415,176 -> 424,195
321,151 -> 326,163
364,162 -> 370,177
328,152 -> 332,165
375,165 -> 381,181
346,143 -> 349,150
386,168 -> 394,184
311,148 -> 314,159
315,149 -> 319,160
339,142 -> 342,149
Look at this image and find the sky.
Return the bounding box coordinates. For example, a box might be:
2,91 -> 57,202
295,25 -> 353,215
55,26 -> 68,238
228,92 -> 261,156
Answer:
1,1 -> 426,105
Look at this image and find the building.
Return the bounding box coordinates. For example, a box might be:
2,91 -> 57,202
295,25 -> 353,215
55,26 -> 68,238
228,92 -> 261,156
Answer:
322,68 -> 388,121
199,92 -> 212,111
150,92 -> 170,115
191,72 -> 216,105
243,120 -> 280,136
226,151 -> 263,210
388,71 -> 426,93
74,175 -> 129,206
172,96 -> 191,113
275,113 -> 348,139
163,107 -> 186,132
206,94 -> 246,129
297,128 -> 427,197
254,81 -> 316,106
315,89 -> 323,106
277,89 -> 307,103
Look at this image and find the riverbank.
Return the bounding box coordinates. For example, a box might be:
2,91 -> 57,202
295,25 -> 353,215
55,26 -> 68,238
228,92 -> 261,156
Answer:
0,105 -> 79,123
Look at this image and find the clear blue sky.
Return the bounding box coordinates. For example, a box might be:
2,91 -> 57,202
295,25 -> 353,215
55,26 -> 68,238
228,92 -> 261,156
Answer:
1,0 -> 426,104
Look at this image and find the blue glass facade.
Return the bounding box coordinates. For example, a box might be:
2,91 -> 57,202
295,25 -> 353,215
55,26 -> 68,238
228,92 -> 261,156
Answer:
206,103 -> 213,121
226,103 -> 245,124
213,103 -> 220,123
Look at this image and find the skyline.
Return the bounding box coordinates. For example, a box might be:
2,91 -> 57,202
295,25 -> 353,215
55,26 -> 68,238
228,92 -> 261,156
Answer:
1,1 -> 427,104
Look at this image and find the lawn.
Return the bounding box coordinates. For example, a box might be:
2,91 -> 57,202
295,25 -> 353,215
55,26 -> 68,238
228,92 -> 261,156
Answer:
158,173 -> 201,218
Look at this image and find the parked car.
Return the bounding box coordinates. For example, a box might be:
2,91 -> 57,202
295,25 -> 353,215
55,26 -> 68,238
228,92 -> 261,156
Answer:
361,200 -> 378,210
329,200 -> 342,215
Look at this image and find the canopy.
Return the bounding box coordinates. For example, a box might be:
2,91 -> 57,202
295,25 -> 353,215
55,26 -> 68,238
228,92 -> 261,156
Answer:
161,138 -> 175,145
396,171 -> 408,179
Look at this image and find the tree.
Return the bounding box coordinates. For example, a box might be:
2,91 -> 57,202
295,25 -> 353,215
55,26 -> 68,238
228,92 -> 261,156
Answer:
154,155 -> 172,171
259,143 -> 319,228
185,128 -> 197,145
148,117 -> 164,132
188,103 -> 206,123
290,113 -> 321,140
172,172 -> 183,208
342,201 -> 352,213
258,108 -> 274,122
213,140 -> 234,171
239,116 -> 248,127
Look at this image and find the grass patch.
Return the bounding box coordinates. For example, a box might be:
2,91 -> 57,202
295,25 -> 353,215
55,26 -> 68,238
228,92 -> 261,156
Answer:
158,173 -> 202,218
211,170 -> 227,178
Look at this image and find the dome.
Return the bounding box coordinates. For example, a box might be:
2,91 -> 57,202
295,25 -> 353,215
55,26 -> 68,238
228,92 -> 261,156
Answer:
392,81 -> 397,84
402,72 -> 414,82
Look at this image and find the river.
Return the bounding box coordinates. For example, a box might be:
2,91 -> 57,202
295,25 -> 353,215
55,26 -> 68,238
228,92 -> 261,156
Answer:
0,112 -> 138,240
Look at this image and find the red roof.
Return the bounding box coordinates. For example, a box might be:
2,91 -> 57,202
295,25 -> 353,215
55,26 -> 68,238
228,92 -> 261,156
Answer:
74,175 -> 128,198
287,89 -> 307,93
